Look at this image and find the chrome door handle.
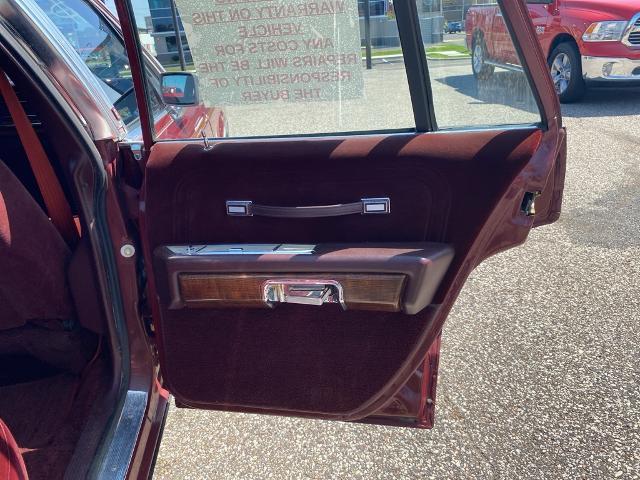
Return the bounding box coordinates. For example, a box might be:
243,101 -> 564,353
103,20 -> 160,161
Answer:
263,279 -> 345,308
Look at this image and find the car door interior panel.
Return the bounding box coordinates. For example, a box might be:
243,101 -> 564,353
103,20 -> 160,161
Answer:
142,127 -> 545,418
154,243 -> 454,313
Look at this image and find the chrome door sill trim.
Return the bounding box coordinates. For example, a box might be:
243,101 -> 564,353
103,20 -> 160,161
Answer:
92,390 -> 148,480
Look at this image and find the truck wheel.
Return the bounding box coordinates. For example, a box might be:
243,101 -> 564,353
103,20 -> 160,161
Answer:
471,37 -> 494,80
548,42 -> 585,103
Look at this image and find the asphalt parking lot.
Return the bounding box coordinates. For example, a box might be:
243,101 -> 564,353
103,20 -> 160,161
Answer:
153,62 -> 640,478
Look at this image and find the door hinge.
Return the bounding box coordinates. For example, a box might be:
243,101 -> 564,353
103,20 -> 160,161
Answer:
127,142 -> 143,161
521,191 -> 541,216
117,142 -> 145,187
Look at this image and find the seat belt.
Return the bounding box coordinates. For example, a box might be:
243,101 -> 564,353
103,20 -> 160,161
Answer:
0,68 -> 79,245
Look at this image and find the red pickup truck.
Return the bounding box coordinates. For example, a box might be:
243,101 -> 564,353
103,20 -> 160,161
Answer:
466,0 -> 640,102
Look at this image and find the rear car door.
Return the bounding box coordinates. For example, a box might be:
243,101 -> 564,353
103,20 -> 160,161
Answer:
114,0 -> 565,427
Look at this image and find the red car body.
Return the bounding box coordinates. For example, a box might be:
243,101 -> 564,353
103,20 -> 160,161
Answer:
466,0 -> 640,100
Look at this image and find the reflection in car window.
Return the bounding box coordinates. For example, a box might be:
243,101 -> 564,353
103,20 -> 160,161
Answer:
431,1 -> 539,128
34,0 -> 164,126
33,0 -> 139,123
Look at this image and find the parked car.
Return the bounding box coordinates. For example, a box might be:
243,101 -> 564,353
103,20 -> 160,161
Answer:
466,0 -> 640,102
0,0 -> 565,478
445,21 -> 463,33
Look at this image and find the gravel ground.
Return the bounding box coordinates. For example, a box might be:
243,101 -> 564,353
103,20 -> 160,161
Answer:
153,73 -> 640,479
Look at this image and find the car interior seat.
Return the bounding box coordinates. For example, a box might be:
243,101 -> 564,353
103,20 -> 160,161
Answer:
0,418 -> 28,480
0,159 -> 73,331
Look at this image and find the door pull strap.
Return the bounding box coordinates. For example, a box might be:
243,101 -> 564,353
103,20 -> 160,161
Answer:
226,198 -> 390,218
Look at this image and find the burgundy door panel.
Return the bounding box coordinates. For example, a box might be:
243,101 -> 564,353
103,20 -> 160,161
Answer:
140,128 -> 551,424
154,243 -> 454,314
533,126 -> 566,227
143,130 -> 540,249
365,334 -> 442,428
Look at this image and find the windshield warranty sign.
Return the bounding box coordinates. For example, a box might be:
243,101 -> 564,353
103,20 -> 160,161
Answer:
174,0 -> 365,105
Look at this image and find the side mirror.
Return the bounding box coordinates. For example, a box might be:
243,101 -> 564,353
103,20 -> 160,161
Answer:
160,72 -> 199,106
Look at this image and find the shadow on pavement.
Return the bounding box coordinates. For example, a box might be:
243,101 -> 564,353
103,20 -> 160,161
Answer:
561,86 -> 640,118
560,163 -> 640,248
436,71 -> 539,114
437,71 -> 640,118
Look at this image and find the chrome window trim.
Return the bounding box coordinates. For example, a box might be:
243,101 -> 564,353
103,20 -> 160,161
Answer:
91,391 -> 149,480
146,123 -> 541,146
12,0 -> 126,138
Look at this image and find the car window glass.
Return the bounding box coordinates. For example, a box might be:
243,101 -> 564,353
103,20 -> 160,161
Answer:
121,0 -> 542,139
427,1 -> 539,128
32,0 -> 140,123
126,0 -> 417,139
34,0 -> 168,127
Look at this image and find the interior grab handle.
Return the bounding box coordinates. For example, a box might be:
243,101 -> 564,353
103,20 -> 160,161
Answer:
226,198 -> 390,218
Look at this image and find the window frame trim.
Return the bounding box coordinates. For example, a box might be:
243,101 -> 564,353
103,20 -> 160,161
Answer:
393,0 -> 438,132
114,0 -> 155,150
